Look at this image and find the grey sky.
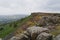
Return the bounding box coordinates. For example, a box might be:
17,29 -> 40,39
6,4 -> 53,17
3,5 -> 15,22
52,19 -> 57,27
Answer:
0,0 -> 60,15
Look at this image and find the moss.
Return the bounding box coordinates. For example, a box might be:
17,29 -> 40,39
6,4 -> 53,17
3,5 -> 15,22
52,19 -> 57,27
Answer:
50,25 -> 60,37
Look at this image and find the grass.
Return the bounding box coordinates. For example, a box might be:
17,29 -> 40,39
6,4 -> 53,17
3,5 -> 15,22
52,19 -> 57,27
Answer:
0,24 -> 14,38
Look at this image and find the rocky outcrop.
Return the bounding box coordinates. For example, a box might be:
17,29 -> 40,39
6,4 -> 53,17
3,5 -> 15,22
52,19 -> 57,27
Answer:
31,13 -> 60,31
10,26 -> 53,40
31,12 -> 60,25
9,12 -> 60,40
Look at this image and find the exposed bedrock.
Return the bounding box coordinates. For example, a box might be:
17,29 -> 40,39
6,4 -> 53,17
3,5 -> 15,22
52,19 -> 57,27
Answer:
10,27 -> 53,40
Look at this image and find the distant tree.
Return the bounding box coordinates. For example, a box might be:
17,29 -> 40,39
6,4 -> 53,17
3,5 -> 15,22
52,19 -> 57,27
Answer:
0,27 -> 3,31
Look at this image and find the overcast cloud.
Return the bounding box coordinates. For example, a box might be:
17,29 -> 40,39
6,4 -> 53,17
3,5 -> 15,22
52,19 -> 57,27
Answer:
0,0 -> 60,15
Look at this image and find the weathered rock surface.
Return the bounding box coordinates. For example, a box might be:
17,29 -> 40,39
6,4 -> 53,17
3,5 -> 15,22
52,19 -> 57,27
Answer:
37,16 -> 60,26
54,35 -> 60,40
10,27 -> 53,40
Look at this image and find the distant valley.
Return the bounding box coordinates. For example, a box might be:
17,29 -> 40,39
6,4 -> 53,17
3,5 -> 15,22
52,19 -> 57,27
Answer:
0,15 -> 28,25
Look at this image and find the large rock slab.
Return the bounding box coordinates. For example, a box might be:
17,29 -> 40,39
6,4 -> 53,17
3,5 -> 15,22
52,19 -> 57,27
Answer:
10,27 -> 53,40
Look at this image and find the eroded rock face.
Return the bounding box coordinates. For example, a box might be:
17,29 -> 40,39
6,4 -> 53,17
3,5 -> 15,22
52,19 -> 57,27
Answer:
26,27 -> 50,37
10,27 -> 53,40
36,32 -> 53,40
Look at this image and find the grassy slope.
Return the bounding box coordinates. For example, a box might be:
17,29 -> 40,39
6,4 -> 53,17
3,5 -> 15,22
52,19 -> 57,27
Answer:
0,15 -> 32,38
0,24 -> 14,38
